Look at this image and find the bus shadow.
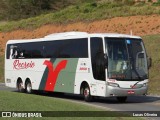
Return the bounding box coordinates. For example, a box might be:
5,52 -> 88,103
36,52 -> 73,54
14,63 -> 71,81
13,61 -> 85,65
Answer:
13,90 -> 160,104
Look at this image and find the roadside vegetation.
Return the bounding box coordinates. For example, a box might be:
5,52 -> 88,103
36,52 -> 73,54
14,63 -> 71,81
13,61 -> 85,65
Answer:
0,91 -> 142,120
0,55 -> 4,83
0,0 -> 88,21
0,91 -> 100,111
143,34 -> 160,95
0,0 -> 160,32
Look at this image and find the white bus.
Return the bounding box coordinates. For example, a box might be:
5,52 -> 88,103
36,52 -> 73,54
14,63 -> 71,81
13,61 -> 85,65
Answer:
5,32 -> 151,102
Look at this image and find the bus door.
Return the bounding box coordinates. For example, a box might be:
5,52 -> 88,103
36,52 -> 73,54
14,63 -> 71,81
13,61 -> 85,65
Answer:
90,37 -> 106,96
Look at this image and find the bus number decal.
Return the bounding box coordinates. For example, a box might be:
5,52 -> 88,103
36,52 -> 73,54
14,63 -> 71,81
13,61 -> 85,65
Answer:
79,67 -> 87,71
43,60 -> 68,91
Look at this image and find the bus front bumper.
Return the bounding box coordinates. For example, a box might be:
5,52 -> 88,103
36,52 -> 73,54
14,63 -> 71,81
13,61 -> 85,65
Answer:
105,86 -> 148,97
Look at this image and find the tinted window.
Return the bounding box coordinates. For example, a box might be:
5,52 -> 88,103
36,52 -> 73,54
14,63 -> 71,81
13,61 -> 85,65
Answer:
59,39 -> 88,58
6,38 -> 88,59
44,40 -> 64,58
6,42 -> 43,59
91,37 -> 105,81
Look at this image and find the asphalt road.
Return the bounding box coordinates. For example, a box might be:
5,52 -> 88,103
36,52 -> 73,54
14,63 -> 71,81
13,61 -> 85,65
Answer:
1,83 -> 160,119
0,83 -> 16,91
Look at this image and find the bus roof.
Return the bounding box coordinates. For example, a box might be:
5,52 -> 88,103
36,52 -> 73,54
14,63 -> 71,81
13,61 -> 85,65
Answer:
45,32 -> 141,39
7,32 -> 141,44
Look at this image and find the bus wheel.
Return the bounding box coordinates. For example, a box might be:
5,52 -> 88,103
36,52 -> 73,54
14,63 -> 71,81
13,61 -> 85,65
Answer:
17,81 -> 24,92
83,85 -> 92,102
117,96 -> 127,103
25,81 -> 32,94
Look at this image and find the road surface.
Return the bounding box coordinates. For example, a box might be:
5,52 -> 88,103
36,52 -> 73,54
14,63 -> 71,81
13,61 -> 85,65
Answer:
0,83 -> 160,119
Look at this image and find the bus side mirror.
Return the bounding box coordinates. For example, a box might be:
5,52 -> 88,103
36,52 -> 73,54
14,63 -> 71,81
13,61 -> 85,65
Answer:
147,57 -> 152,69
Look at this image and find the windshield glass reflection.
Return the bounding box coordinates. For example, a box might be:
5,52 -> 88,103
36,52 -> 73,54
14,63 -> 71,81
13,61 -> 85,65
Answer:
105,38 -> 148,81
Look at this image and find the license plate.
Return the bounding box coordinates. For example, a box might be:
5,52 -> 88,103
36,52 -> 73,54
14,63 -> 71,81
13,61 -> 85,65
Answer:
128,91 -> 135,94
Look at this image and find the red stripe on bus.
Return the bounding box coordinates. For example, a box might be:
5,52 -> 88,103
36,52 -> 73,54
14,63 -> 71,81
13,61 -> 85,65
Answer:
43,60 -> 68,91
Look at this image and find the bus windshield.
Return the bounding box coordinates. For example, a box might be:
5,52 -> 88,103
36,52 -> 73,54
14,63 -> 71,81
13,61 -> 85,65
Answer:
105,37 -> 148,81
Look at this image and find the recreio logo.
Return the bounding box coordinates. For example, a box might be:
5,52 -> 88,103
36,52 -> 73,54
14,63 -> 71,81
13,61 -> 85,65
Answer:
13,60 -> 35,70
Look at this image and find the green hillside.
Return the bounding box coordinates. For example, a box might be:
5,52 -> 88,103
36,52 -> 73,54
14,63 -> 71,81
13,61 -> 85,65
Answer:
0,0 -> 89,21
0,0 -> 160,32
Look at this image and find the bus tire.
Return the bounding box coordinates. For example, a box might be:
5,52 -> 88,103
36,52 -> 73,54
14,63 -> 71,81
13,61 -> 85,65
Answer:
25,80 -> 32,94
83,85 -> 92,102
117,96 -> 127,103
17,79 -> 24,92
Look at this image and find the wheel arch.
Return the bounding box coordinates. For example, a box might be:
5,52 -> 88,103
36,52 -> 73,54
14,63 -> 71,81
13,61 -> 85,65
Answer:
25,78 -> 31,88
80,81 -> 89,94
16,77 -> 23,88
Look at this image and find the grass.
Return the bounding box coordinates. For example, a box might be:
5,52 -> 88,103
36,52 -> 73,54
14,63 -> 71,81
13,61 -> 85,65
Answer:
0,55 -> 4,83
0,1 -> 160,32
0,91 -> 99,111
0,91 -> 142,120
142,34 -> 160,95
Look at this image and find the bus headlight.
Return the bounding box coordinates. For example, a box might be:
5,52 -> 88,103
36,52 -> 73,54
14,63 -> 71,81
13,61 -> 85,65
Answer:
133,83 -> 148,88
107,82 -> 119,87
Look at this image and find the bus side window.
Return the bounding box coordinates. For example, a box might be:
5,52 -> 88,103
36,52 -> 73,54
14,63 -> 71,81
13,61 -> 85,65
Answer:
91,37 -> 105,81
